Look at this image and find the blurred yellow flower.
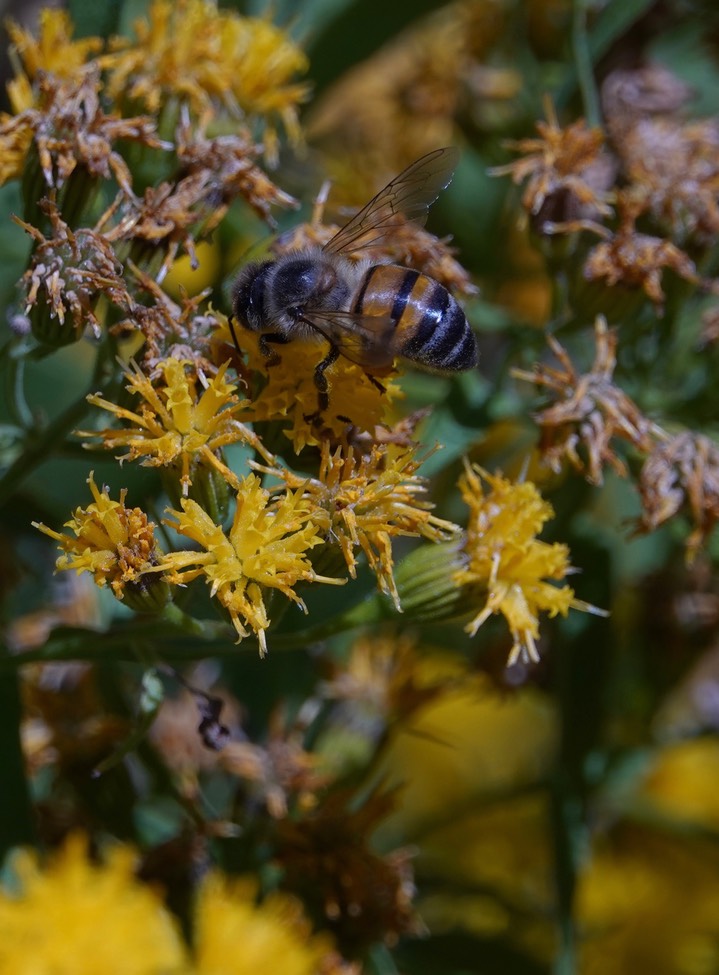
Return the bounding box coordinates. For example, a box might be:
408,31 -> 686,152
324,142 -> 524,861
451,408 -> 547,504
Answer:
158,474 -> 344,653
33,472 -> 167,607
454,462 -> 601,665
0,833 -> 187,975
83,358 -> 272,495
258,442 -> 459,611
5,9 -> 103,113
193,873 -> 333,975
104,0 -> 309,159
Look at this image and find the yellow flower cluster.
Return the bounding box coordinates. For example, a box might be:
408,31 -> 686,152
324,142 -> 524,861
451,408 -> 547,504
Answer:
454,463 -> 603,665
159,474 -> 344,654
0,834 -> 338,975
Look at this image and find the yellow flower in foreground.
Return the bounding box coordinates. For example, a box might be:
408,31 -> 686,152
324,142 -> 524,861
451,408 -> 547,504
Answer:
83,358 -> 272,495
225,325 -> 402,453
258,443 -> 459,610
33,472 -> 167,608
0,834 -> 187,975
158,474 -> 344,653
454,463 -> 601,665
104,0 -> 309,158
193,874 -> 333,975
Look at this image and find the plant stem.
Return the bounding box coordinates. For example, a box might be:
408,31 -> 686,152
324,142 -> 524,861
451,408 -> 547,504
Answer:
572,0 -> 601,127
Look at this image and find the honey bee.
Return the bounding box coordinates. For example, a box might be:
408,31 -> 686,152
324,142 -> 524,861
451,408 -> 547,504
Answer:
231,147 -> 478,415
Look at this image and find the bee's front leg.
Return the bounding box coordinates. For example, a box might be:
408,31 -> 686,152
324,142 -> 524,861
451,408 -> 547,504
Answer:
259,332 -> 290,367
304,344 -> 340,424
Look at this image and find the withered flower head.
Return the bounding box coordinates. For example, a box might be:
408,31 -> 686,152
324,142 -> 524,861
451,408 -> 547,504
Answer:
19,69 -> 165,197
176,112 -> 298,227
603,66 -> 719,245
275,788 -> 420,953
99,174 -> 219,282
492,98 -> 615,232
15,199 -> 132,342
513,317 -> 657,484
113,265 -> 220,379
637,431 -> 719,563
218,717 -> 332,819
583,193 -> 702,310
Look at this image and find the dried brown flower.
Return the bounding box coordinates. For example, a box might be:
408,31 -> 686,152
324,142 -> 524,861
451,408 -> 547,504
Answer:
637,431 -> 719,562
19,69 -> 165,196
493,99 -> 615,232
218,717 -> 331,819
175,112 -> 298,227
603,66 -> 719,245
513,317 -> 657,484
111,264 -> 221,380
275,788 -> 420,952
583,194 -> 702,310
15,200 -> 132,340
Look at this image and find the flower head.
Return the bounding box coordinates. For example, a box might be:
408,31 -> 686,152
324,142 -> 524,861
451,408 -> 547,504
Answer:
258,442 -> 459,611
454,463 -> 601,665
33,473 -> 167,607
10,69 -> 164,197
0,834 -> 186,975
157,474 -> 344,653
16,200 -> 132,343
583,194 -> 702,311
82,358 -> 272,496
104,0 -> 309,160
225,325 -> 403,453
637,431 -> 719,562
492,98 -> 615,231
513,317 -> 657,484
193,874 -> 336,975
5,9 -> 103,113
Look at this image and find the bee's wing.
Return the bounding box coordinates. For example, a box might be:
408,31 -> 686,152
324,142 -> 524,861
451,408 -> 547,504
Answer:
323,147 -> 459,256
299,310 -> 397,371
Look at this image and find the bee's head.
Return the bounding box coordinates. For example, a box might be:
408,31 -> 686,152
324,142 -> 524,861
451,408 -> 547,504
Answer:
232,260 -> 274,332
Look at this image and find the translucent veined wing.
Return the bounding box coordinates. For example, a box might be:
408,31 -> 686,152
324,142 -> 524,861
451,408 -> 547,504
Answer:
323,147 -> 460,256
297,309 -> 398,372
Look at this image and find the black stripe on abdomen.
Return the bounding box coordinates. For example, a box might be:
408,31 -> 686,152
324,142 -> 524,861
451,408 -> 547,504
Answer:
390,269 -> 421,326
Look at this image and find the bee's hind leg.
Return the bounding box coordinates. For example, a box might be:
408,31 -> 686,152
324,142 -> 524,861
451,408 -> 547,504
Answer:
304,344 -> 340,424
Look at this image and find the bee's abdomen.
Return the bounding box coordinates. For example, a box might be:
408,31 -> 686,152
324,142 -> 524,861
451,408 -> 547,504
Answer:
353,264 -> 477,372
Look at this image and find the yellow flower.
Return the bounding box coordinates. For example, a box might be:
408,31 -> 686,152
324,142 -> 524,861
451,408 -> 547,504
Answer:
453,462 -> 601,665
158,474 -> 344,654
33,472 -> 167,607
5,9 -> 103,113
104,0 -> 309,159
226,324 -> 403,453
82,358 -> 272,496
192,873 -> 333,975
0,834 -> 187,975
257,442 -> 459,611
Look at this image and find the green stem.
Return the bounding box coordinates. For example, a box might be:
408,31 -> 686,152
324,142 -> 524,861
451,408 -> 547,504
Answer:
2,344 -> 34,430
572,0 -> 601,127
0,340 -> 115,510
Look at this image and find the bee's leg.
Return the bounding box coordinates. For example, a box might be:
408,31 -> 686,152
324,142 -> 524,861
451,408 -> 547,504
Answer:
366,373 -> 386,395
259,332 -> 289,368
227,315 -> 242,357
304,344 -> 340,423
